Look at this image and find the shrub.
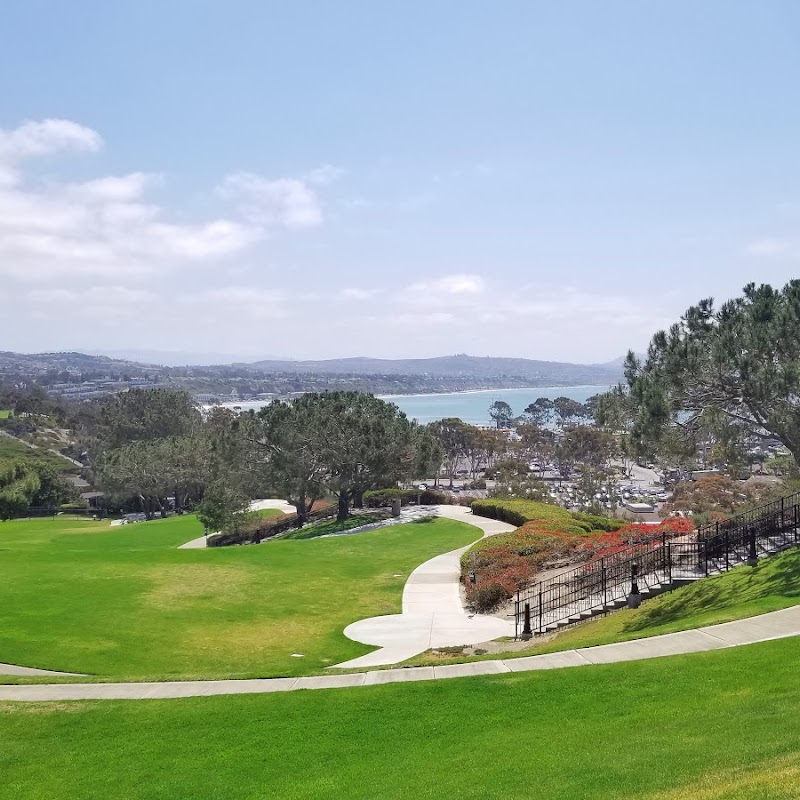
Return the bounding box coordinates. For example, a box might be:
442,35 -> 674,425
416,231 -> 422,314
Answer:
462,505 -> 695,611
362,488 -> 451,507
470,499 -> 588,535
571,512 -> 626,532
207,503 -> 336,547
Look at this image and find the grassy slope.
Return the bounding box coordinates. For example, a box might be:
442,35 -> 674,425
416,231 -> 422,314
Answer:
3,638 -> 800,799
0,514 -> 476,681
0,435 -> 77,474
405,547 -> 800,667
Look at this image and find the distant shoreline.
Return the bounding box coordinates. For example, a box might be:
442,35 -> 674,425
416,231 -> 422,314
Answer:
376,384 -> 610,400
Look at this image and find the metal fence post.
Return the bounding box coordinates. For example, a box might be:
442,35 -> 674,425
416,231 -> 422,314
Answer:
724,528 -> 730,571
781,497 -> 786,532
666,541 -> 672,585
601,558 -> 607,608
538,586 -> 544,634
747,525 -> 758,566
703,539 -> 709,577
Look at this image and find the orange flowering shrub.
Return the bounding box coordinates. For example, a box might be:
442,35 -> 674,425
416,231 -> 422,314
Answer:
463,515 -> 694,611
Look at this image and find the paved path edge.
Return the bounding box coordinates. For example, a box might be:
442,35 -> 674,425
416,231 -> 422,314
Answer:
1,604 -> 799,701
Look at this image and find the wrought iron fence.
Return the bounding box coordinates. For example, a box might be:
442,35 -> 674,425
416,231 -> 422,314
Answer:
514,491 -> 800,638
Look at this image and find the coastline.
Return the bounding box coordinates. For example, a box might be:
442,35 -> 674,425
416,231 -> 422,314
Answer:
376,384 -> 610,400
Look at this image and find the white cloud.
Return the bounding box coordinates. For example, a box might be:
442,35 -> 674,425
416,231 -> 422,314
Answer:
0,118 -> 333,282
0,118 -> 102,161
218,172 -> 323,228
179,286 -> 288,320
304,164 -> 345,185
405,273 -> 486,297
746,238 -> 797,256
340,287 -> 378,300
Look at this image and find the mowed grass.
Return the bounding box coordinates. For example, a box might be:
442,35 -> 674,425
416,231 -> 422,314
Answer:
3,637 -> 800,799
0,409 -> 12,419
405,547 -> 800,668
0,515 -> 477,681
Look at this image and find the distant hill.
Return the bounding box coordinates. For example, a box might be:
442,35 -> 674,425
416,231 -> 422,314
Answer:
0,351 -> 623,391
239,354 -> 622,384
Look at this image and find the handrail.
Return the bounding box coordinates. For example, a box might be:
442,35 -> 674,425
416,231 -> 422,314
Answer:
515,492 -> 800,637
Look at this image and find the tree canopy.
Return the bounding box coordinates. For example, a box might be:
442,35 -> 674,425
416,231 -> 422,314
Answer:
626,281 -> 800,465
245,392 -> 437,521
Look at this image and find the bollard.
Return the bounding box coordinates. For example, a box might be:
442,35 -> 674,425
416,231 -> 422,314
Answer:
521,602 -> 533,640
747,524 -> 758,566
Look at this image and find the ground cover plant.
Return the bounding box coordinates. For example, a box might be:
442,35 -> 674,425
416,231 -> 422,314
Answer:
280,511 -> 393,540
2,637 -> 800,798
465,499 -> 691,610
0,514 -> 477,681
206,501 -> 335,546
0,435 -> 77,475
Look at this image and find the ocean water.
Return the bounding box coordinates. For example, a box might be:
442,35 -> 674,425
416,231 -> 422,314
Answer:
379,386 -> 610,425
221,385 -> 609,425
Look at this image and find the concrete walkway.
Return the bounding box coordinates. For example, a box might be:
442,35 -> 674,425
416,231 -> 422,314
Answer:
1,604 -> 799,700
0,663 -> 86,678
332,507 -> 518,669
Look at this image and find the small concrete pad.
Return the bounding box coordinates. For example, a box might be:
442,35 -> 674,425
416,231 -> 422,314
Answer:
293,673 -> 367,690
504,650 -> 592,672
364,667 -> 435,685
178,535 -> 208,550
577,629 -> 728,665
331,645 -> 427,670
0,662 -> 86,677
434,660 -> 510,679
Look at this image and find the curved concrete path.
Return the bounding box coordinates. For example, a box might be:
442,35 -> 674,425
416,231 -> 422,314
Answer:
332,506 -> 517,669
1,604 -> 799,700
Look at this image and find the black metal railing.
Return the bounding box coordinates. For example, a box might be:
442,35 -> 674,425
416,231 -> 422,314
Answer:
514,491 -> 800,637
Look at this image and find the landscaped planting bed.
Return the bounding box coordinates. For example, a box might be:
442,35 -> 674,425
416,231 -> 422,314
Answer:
466,499 -> 692,610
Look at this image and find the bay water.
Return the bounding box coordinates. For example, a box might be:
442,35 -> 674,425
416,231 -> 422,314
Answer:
223,385 -> 609,426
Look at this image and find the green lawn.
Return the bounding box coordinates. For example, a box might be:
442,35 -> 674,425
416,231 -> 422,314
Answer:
0,410 -> 12,419
0,514 -> 477,681
2,637 -> 800,799
405,547 -> 800,668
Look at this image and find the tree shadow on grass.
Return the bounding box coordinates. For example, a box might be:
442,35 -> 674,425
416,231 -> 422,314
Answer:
621,549 -> 800,632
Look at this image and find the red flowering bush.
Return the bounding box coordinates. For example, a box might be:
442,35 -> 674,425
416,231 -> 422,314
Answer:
463,514 -> 696,611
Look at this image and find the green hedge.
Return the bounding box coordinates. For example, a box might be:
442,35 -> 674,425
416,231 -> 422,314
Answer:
470,499 -> 579,529
470,499 -> 624,535
571,512 -> 626,532
362,488 -> 451,507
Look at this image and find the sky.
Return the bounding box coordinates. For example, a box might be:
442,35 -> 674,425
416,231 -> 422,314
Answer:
1,1 -> 800,365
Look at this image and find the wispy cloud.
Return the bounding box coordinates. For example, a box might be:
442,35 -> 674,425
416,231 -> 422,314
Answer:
746,237 -> 797,256
0,118 -> 333,282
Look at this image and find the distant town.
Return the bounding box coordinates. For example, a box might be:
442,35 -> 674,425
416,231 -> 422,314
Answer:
0,350 -> 624,403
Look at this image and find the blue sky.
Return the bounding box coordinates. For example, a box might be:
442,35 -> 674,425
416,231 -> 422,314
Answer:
2,1 -> 799,364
